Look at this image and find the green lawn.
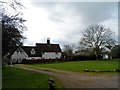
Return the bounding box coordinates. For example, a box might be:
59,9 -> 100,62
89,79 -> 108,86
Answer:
2,66 -> 62,88
28,60 -> 119,72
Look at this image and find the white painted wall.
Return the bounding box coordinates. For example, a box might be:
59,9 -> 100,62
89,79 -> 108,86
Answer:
103,55 -> 109,59
11,48 -> 28,63
42,52 -> 61,59
27,57 -> 42,60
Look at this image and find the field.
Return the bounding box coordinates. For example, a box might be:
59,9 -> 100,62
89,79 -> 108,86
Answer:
27,60 -> 119,72
2,66 -> 62,88
2,60 -> 119,88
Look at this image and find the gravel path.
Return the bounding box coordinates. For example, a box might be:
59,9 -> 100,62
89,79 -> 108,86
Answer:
15,65 -> 119,88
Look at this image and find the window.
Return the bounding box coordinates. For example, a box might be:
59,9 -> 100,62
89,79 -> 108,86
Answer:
31,48 -> 36,55
20,51 -> 23,54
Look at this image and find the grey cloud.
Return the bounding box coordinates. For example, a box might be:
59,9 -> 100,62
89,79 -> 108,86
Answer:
66,2 -> 117,24
31,2 -> 57,10
31,2 -> 117,24
48,12 -> 65,23
29,1 -> 118,45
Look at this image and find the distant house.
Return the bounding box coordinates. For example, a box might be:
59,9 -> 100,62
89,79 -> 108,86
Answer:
4,38 -> 62,63
73,46 -> 114,60
102,45 -> 114,59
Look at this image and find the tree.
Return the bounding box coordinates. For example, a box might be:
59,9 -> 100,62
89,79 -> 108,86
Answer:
80,25 -> 116,60
2,20 -> 25,56
63,44 -> 75,56
1,0 -> 26,56
0,0 -> 24,11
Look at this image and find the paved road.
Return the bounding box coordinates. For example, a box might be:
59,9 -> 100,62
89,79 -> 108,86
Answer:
15,64 -> 119,88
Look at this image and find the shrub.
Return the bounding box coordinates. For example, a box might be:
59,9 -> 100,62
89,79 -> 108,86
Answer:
71,55 -> 96,61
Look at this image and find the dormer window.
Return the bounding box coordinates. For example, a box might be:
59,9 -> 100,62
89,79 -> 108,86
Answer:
31,48 -> 35,55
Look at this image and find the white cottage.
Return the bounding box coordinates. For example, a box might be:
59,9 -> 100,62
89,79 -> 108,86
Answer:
6,38 -> 62,63
11,47 -> 28,63
36,38 -> 62,59
8,46 -> 40,63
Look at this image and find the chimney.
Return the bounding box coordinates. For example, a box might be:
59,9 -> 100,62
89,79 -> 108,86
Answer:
47,38 -> 50,44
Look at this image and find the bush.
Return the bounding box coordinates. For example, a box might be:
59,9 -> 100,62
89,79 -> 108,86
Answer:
71,55 -> 96,61
22,59 -> 67,64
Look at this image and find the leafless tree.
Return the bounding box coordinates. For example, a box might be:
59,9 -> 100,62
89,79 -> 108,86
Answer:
63,44 -> 75,56
80,24 -> 116,59
0,0 -> 26,31
0,0 -> 24,11
1,0 -> 26,57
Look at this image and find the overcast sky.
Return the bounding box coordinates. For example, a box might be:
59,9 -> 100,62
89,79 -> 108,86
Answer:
21,0 -> 118,48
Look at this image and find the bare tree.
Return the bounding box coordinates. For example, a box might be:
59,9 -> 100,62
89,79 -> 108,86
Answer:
80,24 -> 116,59
63,44 -> 75,56
0,0 -> 24,11
1,0 -> 27,56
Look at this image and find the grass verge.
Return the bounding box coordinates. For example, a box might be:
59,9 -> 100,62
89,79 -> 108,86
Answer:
2,66 -> 63,89
27,60 -> 119,73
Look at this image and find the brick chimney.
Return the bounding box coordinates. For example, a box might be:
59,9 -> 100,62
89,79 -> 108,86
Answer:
47,38 -> 50,44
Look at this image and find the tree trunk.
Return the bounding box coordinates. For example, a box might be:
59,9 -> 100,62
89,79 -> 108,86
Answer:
96,54 -> 98,60
95,50 -> 99,60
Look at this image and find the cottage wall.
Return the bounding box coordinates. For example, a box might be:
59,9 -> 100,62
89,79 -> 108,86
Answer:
11,50 -> 28,63
42,52 -> 61,59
